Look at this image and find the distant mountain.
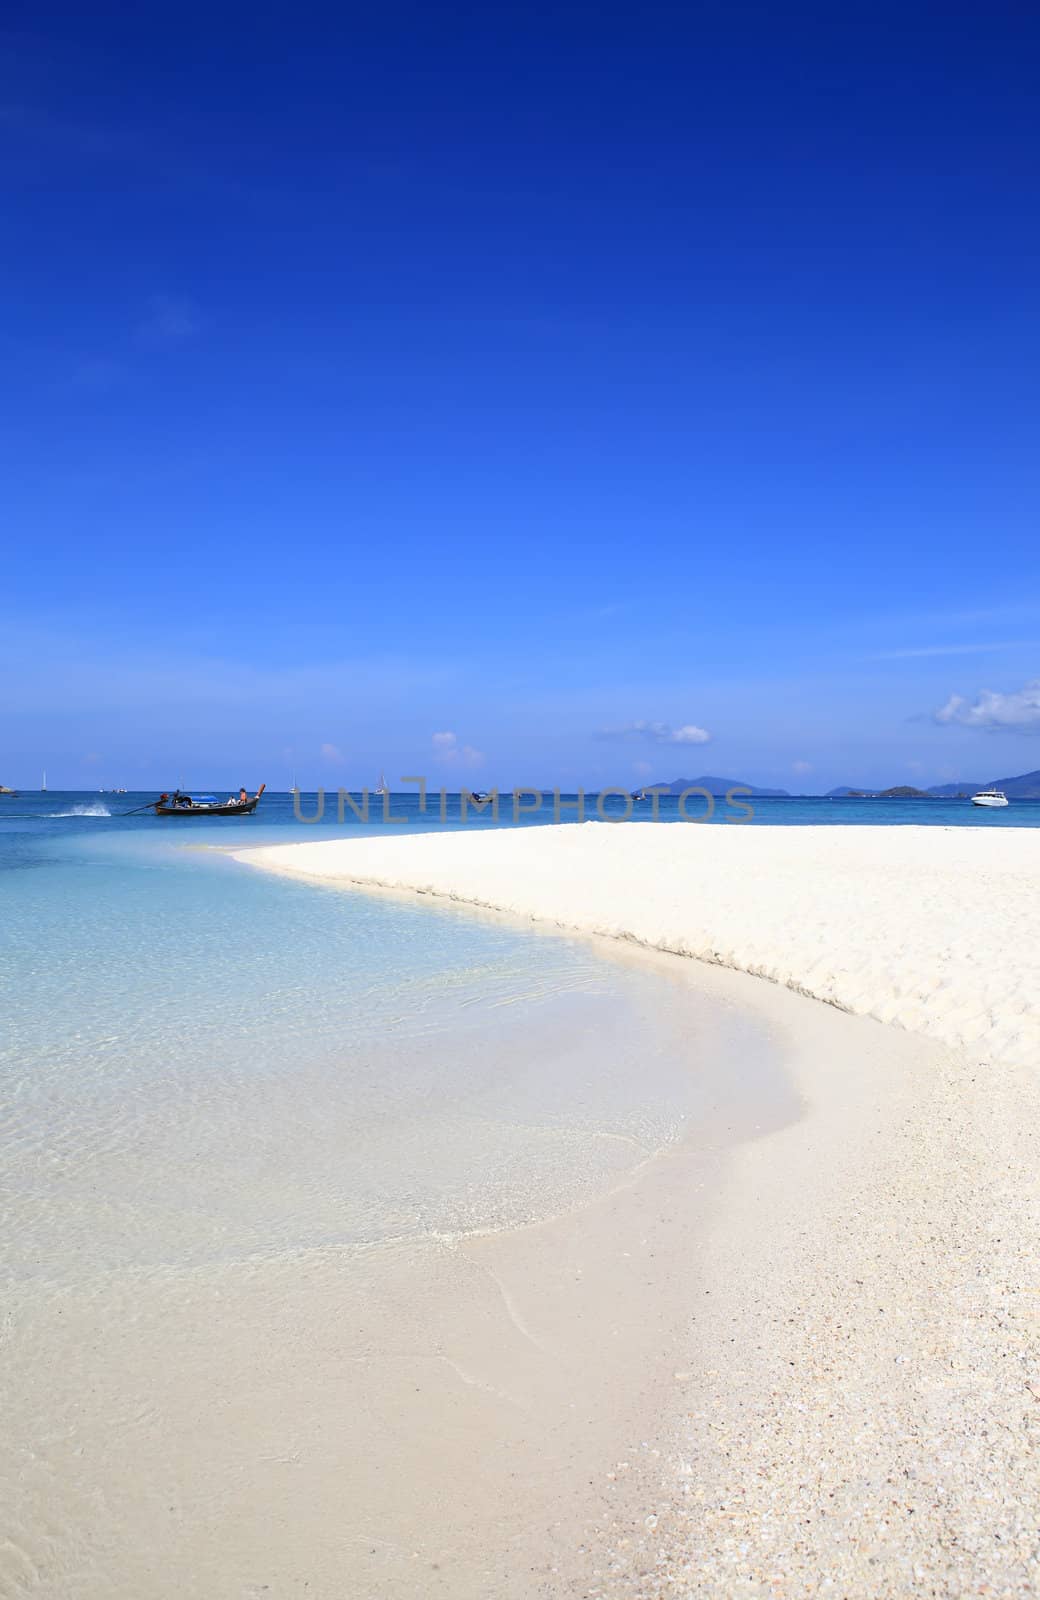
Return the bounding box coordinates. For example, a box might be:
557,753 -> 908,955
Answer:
925,781 -> 986,798
646,775 -> 791,798
986,768 -> 1040,799
827,769 -> 1040,801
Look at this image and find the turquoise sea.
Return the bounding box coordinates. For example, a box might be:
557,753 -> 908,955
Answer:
1,784 -> 796,1585
3,787 -> 795,1277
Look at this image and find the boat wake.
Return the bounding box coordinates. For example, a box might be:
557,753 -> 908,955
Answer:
49,803 -> 112,818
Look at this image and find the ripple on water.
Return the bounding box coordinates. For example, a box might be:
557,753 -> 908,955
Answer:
1,830 -> 733,1283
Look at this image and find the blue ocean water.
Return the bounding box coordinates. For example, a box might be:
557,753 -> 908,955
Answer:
3,785 -> 1036,842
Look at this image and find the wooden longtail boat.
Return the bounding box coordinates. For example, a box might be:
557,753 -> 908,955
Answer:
153,784 -> 266,817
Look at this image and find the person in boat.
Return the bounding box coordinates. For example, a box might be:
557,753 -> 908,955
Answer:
239,787 -> 248,805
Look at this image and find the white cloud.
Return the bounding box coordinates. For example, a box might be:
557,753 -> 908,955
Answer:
597,720 -> 711,746
432,731 -> 485,768
320,742 -> 345,764
792,760 -> 812,774
934,679 -> 1040,732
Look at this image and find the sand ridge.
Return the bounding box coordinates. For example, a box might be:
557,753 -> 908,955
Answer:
233,822 -> 1040,1066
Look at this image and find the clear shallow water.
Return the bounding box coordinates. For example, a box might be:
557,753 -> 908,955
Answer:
0,796 -> 758,1288
0,795 -> 794,1597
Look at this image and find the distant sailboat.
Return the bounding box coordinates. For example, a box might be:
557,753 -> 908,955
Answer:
41,769 -> 47,792
376,771 -> 390,796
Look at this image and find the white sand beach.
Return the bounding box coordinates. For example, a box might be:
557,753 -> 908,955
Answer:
230,823 -> 1040,1597
235,822 -> 1040,1066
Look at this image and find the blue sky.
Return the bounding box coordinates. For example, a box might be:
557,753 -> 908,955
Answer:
2,1 -> 1038,792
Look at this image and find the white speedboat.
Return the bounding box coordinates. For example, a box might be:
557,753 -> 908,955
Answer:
971,789 -> 1009,808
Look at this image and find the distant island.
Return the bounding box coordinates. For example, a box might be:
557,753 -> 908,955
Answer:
639,767 -> 1040,802
826,769 -> 1040,801
642,775 -> 791,798
828,785 -> 935,799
